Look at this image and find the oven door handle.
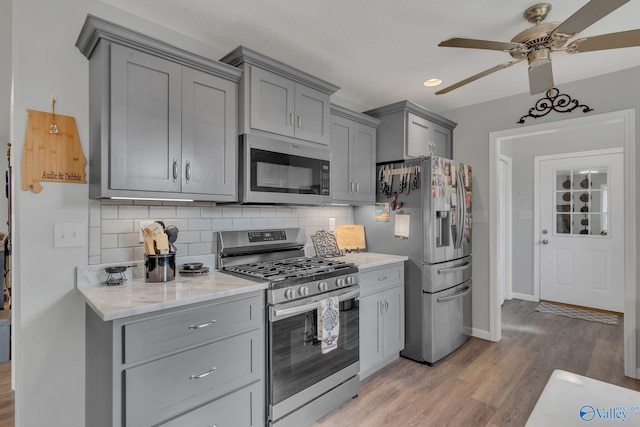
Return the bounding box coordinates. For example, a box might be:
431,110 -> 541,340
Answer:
270,287 -> 360,321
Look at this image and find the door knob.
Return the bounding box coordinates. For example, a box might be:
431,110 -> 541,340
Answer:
541,239 -> 549,244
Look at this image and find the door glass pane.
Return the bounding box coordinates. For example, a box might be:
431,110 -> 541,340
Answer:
554,166 -> 609,236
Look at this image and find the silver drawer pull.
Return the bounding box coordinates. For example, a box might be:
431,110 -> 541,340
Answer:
377,276 -> 388,281
437,262 -> 471,274
189,367 -> 216,380
188,320 -> 216,330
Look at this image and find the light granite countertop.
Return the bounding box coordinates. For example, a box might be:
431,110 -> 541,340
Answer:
76,255 -> 267,321
340,252 -> 408,270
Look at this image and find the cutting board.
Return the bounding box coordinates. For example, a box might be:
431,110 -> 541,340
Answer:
334,225 -> 366,251
22,109 -> 87,193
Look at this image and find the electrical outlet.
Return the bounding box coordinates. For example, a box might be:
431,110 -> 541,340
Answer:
139,220 -> 154,243
329,217 -> 336,231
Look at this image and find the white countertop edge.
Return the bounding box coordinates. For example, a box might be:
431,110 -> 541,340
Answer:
341,252 -> 408,270
78,281 -> 268,321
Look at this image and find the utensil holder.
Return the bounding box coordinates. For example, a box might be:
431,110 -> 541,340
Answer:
145,253 -> 175,283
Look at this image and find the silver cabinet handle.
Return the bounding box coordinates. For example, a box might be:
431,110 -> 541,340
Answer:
350,181 -> 354,193
172,158 -> 178,183
297,114 -> 302,129
385,299 -> 389,312
355,182 -> 359,193
377,276 -> 388,282
541,239 -> 549,244
188,320 -> 216,330
189,367 -> 216,380
289,112 -> 294,127
185,160 -> 191,184
379,300 -> 384,315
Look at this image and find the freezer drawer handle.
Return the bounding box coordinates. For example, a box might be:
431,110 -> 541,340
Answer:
437,262 -> 471,274
436,286 -> 471,303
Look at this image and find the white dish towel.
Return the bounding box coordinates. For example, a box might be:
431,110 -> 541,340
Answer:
318,295 -> 340,354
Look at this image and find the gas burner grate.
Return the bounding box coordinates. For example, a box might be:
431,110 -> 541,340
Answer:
224,257 -> 352,282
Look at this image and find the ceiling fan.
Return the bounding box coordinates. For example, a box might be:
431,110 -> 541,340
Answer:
435,0 -> 640,95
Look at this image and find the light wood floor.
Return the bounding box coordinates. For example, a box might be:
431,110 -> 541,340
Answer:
0,300 -> 638,427
315,299 -> 640,427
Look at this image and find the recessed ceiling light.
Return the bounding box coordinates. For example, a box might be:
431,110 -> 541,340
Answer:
423,78 -> 442,87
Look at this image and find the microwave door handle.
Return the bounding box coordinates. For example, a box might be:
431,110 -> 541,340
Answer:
270,287 -> 360,321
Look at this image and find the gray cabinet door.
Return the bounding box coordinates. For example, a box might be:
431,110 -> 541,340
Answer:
432,122 -> 452,159
250,67 -> 295,138
359,293 -> 383,375
382,285 -> 404,359
181,67 -> 237,198
330,115 -> 352,202
110,44 -> 182,192
295,83 -> 330,145
406,112 -> 432,158
351,123 -> 376,202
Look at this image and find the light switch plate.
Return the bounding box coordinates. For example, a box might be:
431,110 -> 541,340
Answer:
519,210 -> 533,220
54,223 -> 86,248
329,217 -> 336,231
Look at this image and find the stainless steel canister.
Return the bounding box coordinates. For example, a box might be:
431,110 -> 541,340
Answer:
145,253 -> 175,282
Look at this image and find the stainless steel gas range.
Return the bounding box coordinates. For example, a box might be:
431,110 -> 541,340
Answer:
217,228 -> 360,427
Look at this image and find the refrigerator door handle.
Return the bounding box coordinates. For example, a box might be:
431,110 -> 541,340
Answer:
436,285 -> 471,303
437,262 -> 472,274
455,170 -> 466,249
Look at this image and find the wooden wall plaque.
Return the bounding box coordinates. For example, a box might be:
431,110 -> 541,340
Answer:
22,109 -> 87,193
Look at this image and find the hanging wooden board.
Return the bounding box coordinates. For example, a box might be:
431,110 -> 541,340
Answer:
22,109 -> 87,193
334,225 -> 366,251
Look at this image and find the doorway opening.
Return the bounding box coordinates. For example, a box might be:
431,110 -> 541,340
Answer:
489,109 -> 636,378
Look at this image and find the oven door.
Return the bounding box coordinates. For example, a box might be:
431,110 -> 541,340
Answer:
240,134 -> 331,205
268,286 -> 359,420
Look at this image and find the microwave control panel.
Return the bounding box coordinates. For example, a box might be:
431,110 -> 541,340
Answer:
321,163 -> 330,195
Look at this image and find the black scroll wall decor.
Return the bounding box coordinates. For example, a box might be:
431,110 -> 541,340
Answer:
517,88 -> 593,124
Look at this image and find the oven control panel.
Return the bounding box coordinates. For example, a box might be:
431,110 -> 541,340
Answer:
248,230 -> 287,242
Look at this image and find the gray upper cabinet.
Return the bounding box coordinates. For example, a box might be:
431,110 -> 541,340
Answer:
330,105 -> 379,205
365,100 -> 457,162
221,46 -> 339,146
76,15 -> 241,201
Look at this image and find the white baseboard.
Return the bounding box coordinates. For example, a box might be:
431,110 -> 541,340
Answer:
471,328 -> 493,341
511,292 -> 538,302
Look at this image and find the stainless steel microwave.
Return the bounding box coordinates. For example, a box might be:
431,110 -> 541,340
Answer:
239,134 -> 331,205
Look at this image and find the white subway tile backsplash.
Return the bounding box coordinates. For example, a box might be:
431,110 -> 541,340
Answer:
89,200 -> 101,227
149,206 -> 177,219
118,205 -> 149,219
91,202 -> 355,264
102,219 -> 134,234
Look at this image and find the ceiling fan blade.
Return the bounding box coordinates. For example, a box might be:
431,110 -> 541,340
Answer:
567,29 -> 640,53
554,0 -> 629,37
435,59 -> 524,95
528,60 -> 554,95
439,37 -> 525,52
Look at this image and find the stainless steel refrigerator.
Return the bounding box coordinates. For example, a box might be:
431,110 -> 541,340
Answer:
354,156 -> 472,364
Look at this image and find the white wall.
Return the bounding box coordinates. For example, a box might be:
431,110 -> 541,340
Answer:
442,66 -> 640,342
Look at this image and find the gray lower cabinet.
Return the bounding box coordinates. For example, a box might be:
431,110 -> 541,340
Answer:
76,15 -> 241,201
221,46 -> 339,146
359,263 -> 405,380
85,292 -> 265,427
364,100 -> 457,162
330,105 -> 379,205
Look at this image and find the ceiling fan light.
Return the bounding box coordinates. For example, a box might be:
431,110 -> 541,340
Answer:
528,48 -> 551,69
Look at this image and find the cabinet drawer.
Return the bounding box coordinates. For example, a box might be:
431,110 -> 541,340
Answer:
123,293 -> 264,364
126,328 -> 264,427
160,381 -> 264,426
359,264 -> 404,297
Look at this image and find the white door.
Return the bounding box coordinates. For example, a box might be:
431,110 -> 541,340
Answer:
538,150 -> 623,312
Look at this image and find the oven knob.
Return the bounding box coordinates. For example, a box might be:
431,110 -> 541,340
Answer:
318,282 -> 328,292
284,288 -> 296,300
346,276 -> 355,285
336,278 -> 345,288
299,286 -> 309,296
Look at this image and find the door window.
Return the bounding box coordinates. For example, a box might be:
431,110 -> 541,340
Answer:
555,167 -> 609,236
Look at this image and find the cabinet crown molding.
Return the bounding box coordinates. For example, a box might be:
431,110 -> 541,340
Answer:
75,14 -> 242,82
221,45 -> 340,95
364,100 -> 457,130
330,104 -> 381,128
